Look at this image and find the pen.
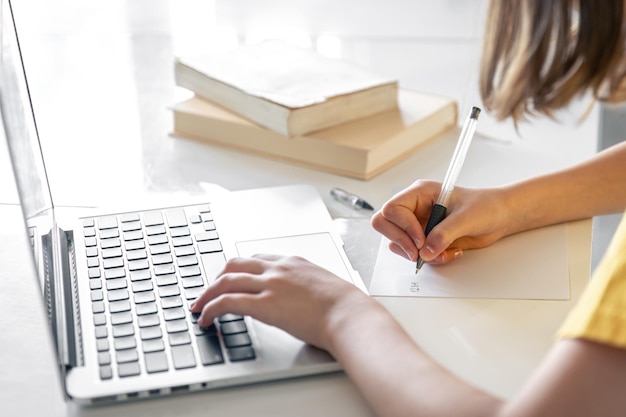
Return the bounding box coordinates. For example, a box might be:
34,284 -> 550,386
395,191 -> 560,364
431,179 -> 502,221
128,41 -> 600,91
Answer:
330,187 -> 374,210
415,106 -> 481,274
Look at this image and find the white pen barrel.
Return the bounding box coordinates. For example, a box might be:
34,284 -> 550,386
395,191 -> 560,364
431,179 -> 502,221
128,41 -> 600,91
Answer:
436,107 -> 480,208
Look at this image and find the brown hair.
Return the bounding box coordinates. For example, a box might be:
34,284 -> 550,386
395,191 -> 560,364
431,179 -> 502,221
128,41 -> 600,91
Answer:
480,0 -> 626,122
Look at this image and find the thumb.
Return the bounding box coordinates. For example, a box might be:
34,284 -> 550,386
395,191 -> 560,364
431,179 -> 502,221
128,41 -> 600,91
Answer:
418,221 -> 458,263
423,246 -> 464,265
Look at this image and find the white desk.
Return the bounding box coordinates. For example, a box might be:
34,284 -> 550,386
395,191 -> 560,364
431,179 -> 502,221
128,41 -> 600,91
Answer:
0,1 -> 597,416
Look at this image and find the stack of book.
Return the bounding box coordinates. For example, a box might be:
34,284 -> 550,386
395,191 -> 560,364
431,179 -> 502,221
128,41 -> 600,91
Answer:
171,40 -> 457,180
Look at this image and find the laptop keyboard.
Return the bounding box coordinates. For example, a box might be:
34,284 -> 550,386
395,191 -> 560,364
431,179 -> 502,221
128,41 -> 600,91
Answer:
82,204 -> 256,380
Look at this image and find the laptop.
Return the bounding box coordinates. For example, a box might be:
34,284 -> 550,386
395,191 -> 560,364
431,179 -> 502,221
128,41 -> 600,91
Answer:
0,0 -> 366,405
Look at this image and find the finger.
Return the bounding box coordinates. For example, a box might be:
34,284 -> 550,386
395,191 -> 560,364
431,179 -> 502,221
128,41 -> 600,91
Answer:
197,293 -> 264,327
379,202 -> 425,243
190,272 -> 264,313
222,256 -> 268,275
388,241 -> 415,261
372,213 -> 420,260
250,253 -> 283,261
427,247 -> 464,265
419,215 -> 470,262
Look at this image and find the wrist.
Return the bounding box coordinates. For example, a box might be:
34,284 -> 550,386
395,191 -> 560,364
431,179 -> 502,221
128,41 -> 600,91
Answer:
321,294 -> 392,360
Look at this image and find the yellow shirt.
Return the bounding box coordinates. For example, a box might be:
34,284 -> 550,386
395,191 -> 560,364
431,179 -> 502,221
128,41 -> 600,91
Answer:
558,213 -> 626,348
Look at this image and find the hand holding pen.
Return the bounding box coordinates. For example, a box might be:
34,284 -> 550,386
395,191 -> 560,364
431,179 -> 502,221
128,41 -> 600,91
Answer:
415,106 -> 480,273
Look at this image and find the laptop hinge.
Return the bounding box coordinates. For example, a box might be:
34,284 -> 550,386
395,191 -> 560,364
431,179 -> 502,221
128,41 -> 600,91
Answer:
47,226 -> 83,372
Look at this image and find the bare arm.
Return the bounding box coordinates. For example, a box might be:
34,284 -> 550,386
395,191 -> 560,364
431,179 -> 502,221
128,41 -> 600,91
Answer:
330,299 -> 626,417
371,141 -> 626,265
191,255 -> 626,417
501,140 -> 626,234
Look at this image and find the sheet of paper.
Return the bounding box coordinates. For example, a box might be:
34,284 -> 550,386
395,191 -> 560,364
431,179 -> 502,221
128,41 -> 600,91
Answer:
369,224 -> 570,300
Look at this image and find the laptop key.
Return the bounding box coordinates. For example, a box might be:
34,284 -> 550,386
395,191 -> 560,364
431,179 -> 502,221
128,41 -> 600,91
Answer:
129,269 -> 151,282
150,243 -> 171,255
145,351 -> 169,373
171,236 -> 193,247
123,230 -> 143,241
154,264 -> 175,276
121,220 -> 141,231
142,339 -> 165,353
103,257 -> 124,269
165,319 -> 188,333
136,302 -> 158,316
163,307 -> 185,321
109,299 -> 131,313
148,234 -> 168,246
195,231 -> 219,241
177,255 -> 198,267
171,345 -> 196,369
99,228 -> 120,239
146,225 -> 166,236
161,296 -> 183,309
134,291 -> 156,304
116,348 -> 139,363
125,239 -> 145,250
223,333 -> 251,348
220,320 -> 247,335
184,287 -> 205,300
193,323 -> 218,336
114,335 -> 136,350
101,247 -> 123,258
112,323 -> 135,338
140,326 -> 162,340
118,362 -> 140,378
196,335 -> 224,366
132,280 -> 154,293
111,311 -> 133,325
126,249 -> 147,261
170,226 -> 190,237
97,216 -> 118,230
155,274 -> 177,287
98,352 -> 111,365
137,313 -> 160,328
96,339 -> 109,352
90,290 -> 104,302
152,253 -> 173,265
95,325 -> 108,339
120,213 -> 140,223
128,259 -> 150,271
106,278 -> 128,291
201,252 -> 226,284
181,276 -> 204,289
174,246 -> 195,257
107,289 -> 130,302
179,265 -> 201,278
92,301 -> 105,314
165,208 -> 188,228
228,346 -> 256,362
159,285 -> 180,298
104,267 -> 125,279
143,211 -> 164,226
88,267 -> 101,279
198,240 -> 222,254
100,365 -> 113,380
168,331 -> 191,346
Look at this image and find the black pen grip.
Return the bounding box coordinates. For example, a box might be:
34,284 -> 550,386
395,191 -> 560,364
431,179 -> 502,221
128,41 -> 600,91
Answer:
423,204 -> 447,236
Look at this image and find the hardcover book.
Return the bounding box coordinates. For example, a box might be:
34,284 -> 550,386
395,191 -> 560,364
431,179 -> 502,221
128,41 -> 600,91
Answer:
174,40 -> 399,137
170,90 -> 457,180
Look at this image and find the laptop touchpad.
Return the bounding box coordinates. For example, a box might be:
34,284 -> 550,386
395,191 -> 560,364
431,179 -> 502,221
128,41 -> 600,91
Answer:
235,232 -> 354,284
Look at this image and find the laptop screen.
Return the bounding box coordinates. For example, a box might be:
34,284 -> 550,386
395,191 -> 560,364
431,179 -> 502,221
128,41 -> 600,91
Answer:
0,0 -> 54,220
0,0 -> 70,387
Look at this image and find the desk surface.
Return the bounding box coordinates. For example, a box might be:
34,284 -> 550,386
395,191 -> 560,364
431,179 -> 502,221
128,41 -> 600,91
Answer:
0,1 -> 597,416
